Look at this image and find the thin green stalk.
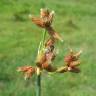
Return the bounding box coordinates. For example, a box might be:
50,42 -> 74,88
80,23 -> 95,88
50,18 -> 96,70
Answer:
36,29 -> 47,96
41,29 -> 47,49
38,29 -> 46,54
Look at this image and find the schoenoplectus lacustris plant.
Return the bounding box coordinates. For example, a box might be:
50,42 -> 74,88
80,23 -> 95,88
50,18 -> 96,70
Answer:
17,8 -> 82,96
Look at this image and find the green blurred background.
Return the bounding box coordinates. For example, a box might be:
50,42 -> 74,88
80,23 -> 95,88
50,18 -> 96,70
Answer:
0,0 -> 96,96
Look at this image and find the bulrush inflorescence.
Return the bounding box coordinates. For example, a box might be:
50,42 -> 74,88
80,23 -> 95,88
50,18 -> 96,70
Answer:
57,49 -> 82,73
31,8 -> 63,42
17,8 -> 82,96
17,66 -> 36,80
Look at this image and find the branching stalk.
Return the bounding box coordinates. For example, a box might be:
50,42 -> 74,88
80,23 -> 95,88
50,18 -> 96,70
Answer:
36,29 -> 47,96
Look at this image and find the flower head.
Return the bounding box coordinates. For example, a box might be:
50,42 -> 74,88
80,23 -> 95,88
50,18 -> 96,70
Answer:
17,66 -> 36,80
36,38 -> 56,72
31,8 -> 63,41
64,49 -> 82,73
36,51 -> 56,72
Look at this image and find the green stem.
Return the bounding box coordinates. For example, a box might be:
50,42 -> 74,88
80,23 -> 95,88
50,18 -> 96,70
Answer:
38,29 -> 46,54
42,29 -> 46,47
36,29 -> 47,96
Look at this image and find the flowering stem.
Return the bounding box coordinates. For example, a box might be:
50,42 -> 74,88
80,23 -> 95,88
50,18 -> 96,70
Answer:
36,29 -> 47,96
42,29 -> 47,49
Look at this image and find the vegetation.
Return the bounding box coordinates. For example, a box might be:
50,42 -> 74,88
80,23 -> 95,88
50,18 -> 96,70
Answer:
0,0 -> 96,96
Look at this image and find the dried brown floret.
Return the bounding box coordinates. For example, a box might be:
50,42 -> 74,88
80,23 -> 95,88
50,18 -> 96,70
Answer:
31,8 -> 63,41
64,49 -> 82,73
17,66 -> 36,79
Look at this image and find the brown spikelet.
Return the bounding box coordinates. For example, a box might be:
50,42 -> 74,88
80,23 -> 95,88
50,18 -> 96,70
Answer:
32,17 -> 45,28
64,49 -> 82,73
45,51 -> 56,63
74,50 -> 82,58
64,50 -> 80,66
31,8 -> 63,41
69,61 -> 80,68
42,63 -> 57,72
17,66 -> 32,72
64,54 -> 77,66
17,66 -> 36,79
45,38 -> 55,47
45,26 -> 63,42
40,8 -> 50,18
48,11 -> 54,23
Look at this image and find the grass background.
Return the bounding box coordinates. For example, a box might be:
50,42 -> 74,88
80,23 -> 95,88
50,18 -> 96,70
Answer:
0,0 -> 96,96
